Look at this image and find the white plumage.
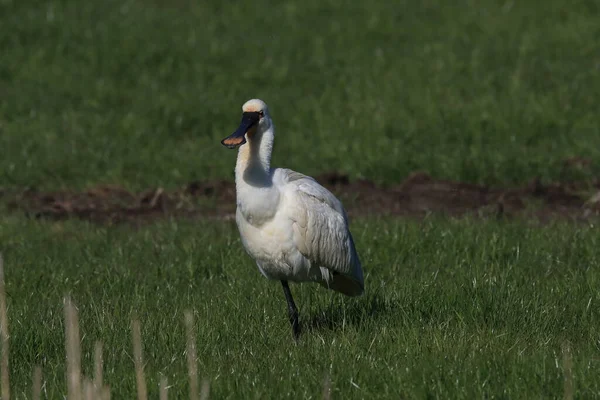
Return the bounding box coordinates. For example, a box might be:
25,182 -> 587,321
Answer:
221,99 -> 364,337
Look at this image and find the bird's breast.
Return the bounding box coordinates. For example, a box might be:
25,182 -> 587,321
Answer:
236,209 -> 294,263
236,184 -> 280,224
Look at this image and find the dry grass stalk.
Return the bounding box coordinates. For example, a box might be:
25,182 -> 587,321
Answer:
100,385 -> 111,400
322,373 -> 331,400
83,378 -> 94,400
562,341 -> 574,400
32,366 -> 42,400
64,296 -> 81,400
0,254 -> 10,400
184,311 -> 198,400
199,379 -> 210,400
94,341 -> 103,393
131,319 -> 148,400
159,375 -> 168,400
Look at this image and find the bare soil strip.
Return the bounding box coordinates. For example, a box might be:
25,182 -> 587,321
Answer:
2,172 -> 600,224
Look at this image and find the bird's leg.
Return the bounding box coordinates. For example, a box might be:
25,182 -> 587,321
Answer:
281,280 -> 300,339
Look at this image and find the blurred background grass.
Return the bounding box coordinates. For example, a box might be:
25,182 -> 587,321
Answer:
1,0 -> 599,190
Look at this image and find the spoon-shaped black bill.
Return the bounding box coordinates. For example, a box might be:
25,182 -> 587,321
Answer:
221,111 -> 261,149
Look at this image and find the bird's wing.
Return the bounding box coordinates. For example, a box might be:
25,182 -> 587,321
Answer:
276,169 -> 364,296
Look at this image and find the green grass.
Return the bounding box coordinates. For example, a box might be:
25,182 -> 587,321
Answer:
0,216 -> 599,398
1,0 -> 599,190
2,0 -> 600,398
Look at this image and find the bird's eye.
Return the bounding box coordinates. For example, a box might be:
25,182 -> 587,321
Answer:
258,111 -> 264,117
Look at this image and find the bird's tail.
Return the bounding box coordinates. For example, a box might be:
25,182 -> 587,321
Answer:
320,271 -> 364,297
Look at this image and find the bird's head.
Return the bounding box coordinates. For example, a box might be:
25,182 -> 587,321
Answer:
221,99 -> 271,149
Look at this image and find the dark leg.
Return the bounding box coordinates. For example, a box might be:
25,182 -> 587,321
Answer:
281,280 -> 300,339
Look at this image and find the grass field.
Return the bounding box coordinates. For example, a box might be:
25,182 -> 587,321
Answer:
1,217 -> 599,398
1,0 -> 600,398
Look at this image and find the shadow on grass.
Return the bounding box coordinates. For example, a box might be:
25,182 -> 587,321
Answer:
303,290 -> 396,333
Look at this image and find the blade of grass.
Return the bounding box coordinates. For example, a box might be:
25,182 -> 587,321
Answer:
0,254 -> 10,400
64,296 -> 81,400
32,366 -> 42,400
101,385 -> 111,400
94,341 -> 103,394
83,378 -> 93,400
132,319 -> 147,400
184,311 -> 198,400
562,341 -> 574,400
322,373 -> 331,400
159,375 -> 168,400
199,379 -> 210,400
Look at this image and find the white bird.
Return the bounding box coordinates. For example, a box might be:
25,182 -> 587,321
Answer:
221,99 -> 364,338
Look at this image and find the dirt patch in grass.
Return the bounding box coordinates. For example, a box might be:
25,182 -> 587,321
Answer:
2,172 -> 600,224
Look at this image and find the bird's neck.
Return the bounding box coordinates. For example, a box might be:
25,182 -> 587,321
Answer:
235,125 -> 274,186
234,125 -> 279,224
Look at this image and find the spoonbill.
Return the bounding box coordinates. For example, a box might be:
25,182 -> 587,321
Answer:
221,99 -> 364,338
